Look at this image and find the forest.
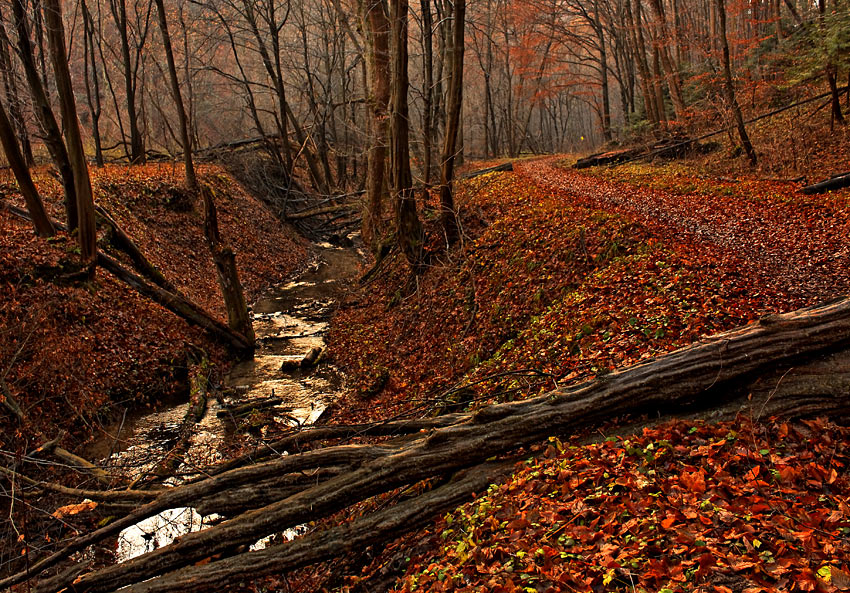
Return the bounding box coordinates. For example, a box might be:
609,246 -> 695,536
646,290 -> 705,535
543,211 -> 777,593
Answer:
0,0 -> 849,590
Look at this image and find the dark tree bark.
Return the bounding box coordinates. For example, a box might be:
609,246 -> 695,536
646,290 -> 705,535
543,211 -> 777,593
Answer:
4,206 -> 252,354
360,0 -> 392,252
81,0 -> 104,167
201,185 -> 255,345
10,0 -> 78,230
646,0 -> 686,119
95,205 -> 177,292
0,98 -> 54,236
438,0 -> 464,244
389,0 -> 424,271
43,0 -> 98,269
594,0 -> 612,142
0,14 -> 33,166
818,0 -> 844,128
153,0 -> 197,189
420,0 -> 434,184
623,0 -> 659,127
715,0 -> 757,165
109,0 -> 146,163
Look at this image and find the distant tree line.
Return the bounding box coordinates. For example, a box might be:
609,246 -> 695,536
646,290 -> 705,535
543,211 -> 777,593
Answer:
0,0 -> 847,266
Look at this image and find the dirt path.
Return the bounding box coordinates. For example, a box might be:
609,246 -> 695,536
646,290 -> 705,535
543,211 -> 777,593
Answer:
514,157 -> 850,306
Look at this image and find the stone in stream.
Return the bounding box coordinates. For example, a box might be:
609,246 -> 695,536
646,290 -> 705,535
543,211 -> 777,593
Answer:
279,347 -> 323,372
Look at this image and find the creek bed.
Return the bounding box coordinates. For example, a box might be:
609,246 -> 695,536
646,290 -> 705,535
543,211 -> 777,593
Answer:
95,243 -> 361,561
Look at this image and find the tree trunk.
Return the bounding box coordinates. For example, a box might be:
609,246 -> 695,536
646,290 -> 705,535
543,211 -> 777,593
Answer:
10,0 -> 78,230
200,185 -> 255,345
716,0 -> 757,165
420,0 -> 434,185
0,15 -> 33,166
624,0 -> 659,128
43,0 -> 98,269
817,0 -> 844,128
646,0 -> 686,119
0,99 -> 54,236
360,0 -> 392,252
594,0 -> 612,142
22,296 -> 850,593
95,205 -> 177,292
111,0 -> 145,163
438,0 -> 464,245
153,0 -> 197,189
389,0 -> 424,271
81,0 -> 104,167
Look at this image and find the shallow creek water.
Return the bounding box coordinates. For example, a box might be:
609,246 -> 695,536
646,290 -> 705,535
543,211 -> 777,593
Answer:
95,243 -> 362,561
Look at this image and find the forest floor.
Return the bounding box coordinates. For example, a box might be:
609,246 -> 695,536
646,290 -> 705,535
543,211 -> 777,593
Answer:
315,153 -> 850,593
3,143 -> 850,593
0,164 -> 308,453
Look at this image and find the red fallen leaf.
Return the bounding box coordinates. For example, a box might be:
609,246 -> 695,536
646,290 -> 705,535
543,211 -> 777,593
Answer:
744,465 -> 761,481
727,556 -> 757,571
661,515 -> 676,529
52,500 -> 98,518
797,569 -> 819,591
714,586 -> 733,593
681,469 -> 707,493
778,465 -> 800,483
695,553 -> 717,579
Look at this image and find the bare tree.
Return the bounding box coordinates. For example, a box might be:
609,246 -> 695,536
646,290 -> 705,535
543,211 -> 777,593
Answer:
715,0 -> 756,165
0,97 -> 54,236
10,0 -> 78,230
389,0 -> 424,270
438,0 -> 464,244
153,0 -> 197,189
43,0 -> 98,270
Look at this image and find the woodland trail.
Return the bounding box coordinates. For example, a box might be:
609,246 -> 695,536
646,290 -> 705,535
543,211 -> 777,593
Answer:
514,157 -> 850,306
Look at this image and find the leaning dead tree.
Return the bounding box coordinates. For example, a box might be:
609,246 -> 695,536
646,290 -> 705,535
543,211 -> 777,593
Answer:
6,297 -> 850,592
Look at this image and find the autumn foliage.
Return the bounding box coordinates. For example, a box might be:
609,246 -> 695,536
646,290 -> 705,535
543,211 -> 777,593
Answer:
328,157 -> 850,421
395,417 -> 850,593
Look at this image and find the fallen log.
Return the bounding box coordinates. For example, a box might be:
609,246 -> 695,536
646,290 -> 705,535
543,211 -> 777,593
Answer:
285,203 -> 354,221
459,162 -> 513,179
800,171 -> 850,195
134,358 -> 211,487
2,445 -> 395,590
0,465 -> 158,502
3,204 -> 252,353
0,378 -> 24,422
95,206 -> 178,293
609,85 -> 850,169
119,461 -> 516,593
98,252 -> 253,354
33,439 -> 111,486
26,297 -> 850,593
199,413 -> 470,475
193,466 -> 345,516
216,396 -> 285,419
574,148 -> 642,169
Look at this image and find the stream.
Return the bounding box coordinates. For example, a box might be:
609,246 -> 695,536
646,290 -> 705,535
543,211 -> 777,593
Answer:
94,243 -> 362,561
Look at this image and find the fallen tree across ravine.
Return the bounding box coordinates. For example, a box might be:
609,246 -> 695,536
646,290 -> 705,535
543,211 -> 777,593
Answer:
5,296 -> 850,593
